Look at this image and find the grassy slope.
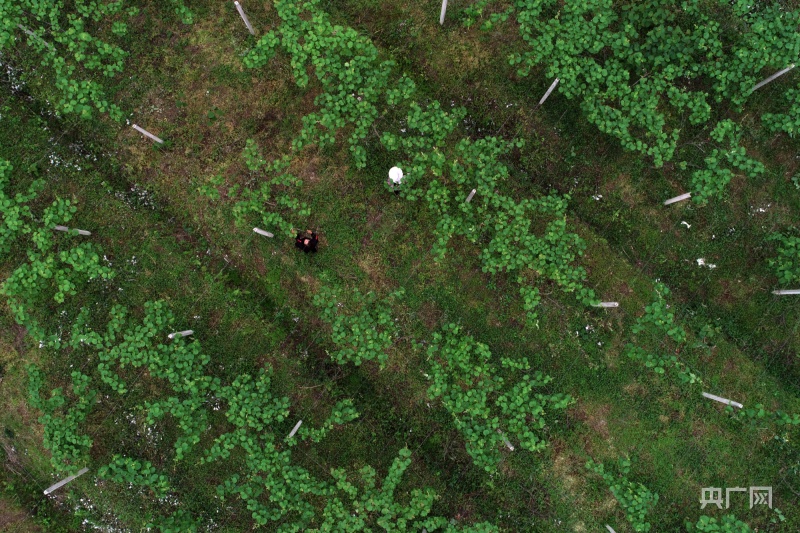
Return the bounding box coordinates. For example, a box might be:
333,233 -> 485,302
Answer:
1,0 -> 799,531
108,1 -> 800,529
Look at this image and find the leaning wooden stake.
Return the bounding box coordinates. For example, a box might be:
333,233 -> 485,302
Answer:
606,526 -> 617,533
288,420 -> 303,438
702,392 -> 743,409
751,64 -> 795,92
539,78 -> 560,105
53,225 -> 91,236
664,192 -> 691,205
132,124 -> 164,144
253,228 -> 274,238
234,1 -> 256,35
439,0 -> 448,25
168,330 -> 194,340
44,468 -> 89,495
773,289 -> 800,295
465,189 -> 477,203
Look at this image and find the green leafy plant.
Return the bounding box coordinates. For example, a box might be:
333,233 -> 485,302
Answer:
229,141 -> 310,237
767,232 -> 800,285
1,196 -> 114,341
691,120 -> 765,203
98,455 -> 171,498
27,367 -> 96,473
0,159 -> 44,255
243,0 -> 396,169
382,103 -> 598,321
0,1 -> 132,121
147,510 -> 200,533
467,0 -> 793,200
586,457 -> 658,532
624,283 -> 703,386
762,88 -> 800,138
313,285 -> 404,368
168,0 -> 195,24
426,323 -> 572,473
687,514 -> 753,533
317,448 -> 499,532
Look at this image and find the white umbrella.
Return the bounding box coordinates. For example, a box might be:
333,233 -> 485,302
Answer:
388,166 -> 403,184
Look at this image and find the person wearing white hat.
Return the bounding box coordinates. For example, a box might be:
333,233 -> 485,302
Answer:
387,166 -> 403,195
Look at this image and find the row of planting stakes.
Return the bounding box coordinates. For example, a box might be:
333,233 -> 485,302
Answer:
773,289 -> 800,295
288,420 -> 303,438
168,330 -> 193,340
132,124 -> 164,144
54,225 -> 91,236
43,467 -> 89,495
539,78 -> 560,105
702,392 -> 744,409
593,302 -> 619,308
664,192 -> 691,205
751,64 -> 796,92
234,1 -> 255,35
440,0 -> 448,25
465,189 -> 477,203
253,227 -> 274,238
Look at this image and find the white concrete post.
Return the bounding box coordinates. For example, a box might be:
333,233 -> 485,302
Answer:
702,392 -> 743,409
44,468 -> 89,495
773,289 -> 800,295
593,302 -> 619,308
539,78 -> 560,105
664,192 -> 691,205
132,124 -> 164,144
168,330 -> 194,340
54,226 -> 91,236
752,65 -> 795,92
234,2 -> 256,35
288,420 -> 303,438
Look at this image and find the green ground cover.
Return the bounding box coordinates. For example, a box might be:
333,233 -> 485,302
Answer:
2,0 -> 800,531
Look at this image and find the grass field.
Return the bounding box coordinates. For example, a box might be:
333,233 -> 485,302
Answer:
2,1 -> 800,531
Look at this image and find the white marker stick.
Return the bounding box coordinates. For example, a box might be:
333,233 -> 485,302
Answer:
18,24 -> 54,50
132,124 -> 164,144
465,189 -> 476,203
702,392 -> 743,409
253,228 -> 274,238
593,302 -> 619,308
751,64 -> 795,92
440,0 -> 448,25
606,526 -> 617,533
53,226 -> 91,236
539,78 -> 560,105
234,1 -> 255,35
167,330 -> 194,340
773,289 -> 800,295
288,420 -> 303,438
43,467 -> 89,495
664,192 -> 691,205
497,430 -> 514,451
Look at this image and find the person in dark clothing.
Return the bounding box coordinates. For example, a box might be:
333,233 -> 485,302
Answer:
295,229 -> 318,253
